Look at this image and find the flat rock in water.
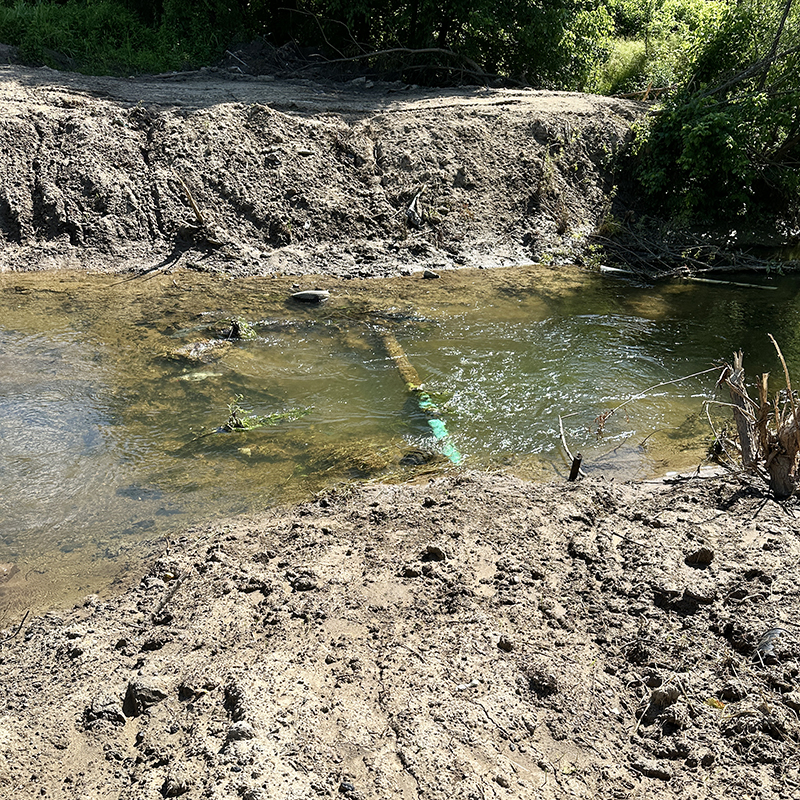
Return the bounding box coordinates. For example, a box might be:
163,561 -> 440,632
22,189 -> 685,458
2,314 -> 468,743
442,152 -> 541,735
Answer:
291,290 -> 329,303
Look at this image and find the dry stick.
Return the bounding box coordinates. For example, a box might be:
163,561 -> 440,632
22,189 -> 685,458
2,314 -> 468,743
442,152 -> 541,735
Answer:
0,609 -> 29,644
558,414 -> 587,478
278,7 -> 368,58
769,333 -> 799,420
152,571 -> 191,623
704,402 -> 744,471
309,46 -> 486,75
174,171 -> 205,226
602,366 -> 724,422
224,49 -> 249,69
725,352 -> 760,469
768,334 -> 800,454
685,276 -> 778,291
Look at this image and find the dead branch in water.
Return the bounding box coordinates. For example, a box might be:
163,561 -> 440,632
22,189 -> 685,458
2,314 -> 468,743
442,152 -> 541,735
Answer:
720,341 -> 800,498
592,225 -> 797,280
594,366 -> 724,434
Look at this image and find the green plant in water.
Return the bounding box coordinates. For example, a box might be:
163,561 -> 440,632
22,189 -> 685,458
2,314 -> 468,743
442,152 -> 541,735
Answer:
223,396 -> 312,432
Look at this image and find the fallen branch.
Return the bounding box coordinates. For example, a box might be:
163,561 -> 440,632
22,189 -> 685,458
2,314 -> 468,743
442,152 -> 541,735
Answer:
592,225 -> 797,280
558,413 -> 587,478
596,366 -> 724,432
0,609 -> 29,644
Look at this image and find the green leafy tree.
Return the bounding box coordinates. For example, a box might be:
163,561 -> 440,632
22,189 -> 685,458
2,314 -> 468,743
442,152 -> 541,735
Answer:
635,0 -> 800,225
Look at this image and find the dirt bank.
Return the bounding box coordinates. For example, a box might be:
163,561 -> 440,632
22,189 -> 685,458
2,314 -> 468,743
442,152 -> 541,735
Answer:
1,471 -> 799,799
0,65 -> 642,277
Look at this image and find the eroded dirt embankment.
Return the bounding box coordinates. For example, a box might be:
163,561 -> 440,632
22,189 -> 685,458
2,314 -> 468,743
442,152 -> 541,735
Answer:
0,66 -> 643,276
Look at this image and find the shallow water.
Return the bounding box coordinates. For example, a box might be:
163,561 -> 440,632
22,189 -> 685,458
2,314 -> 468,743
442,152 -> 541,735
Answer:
1,265 -> 798,612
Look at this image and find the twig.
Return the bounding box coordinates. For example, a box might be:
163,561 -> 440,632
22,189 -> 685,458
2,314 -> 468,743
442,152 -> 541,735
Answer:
0,609 -> 29,644
603,366 -> 724,420
558,414 -> 587,477
173,171 -> 205,226
704,402 -> 740,470
278,7 -> 367,58
768,333 -> 800,456
224,50 -> 249,69
152,571 -> 191,623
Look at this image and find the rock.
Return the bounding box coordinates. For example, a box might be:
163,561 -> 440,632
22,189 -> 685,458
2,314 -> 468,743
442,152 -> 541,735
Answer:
166,339 -> 230,363
651,683 -> 680,706
685,546 -> 714,566
683,585 -> 715,604
290,290 -> 329,303
286,568 -> 318,591
123,677 -> 169,717
84,693 -> 126,727
162,764 -> 192,797
783,691 -> 800,712
631,758 -> 673,781
424,544 -> 447,561
526,663 -> 559,696
224,680 -> 249,722
0,44 -> 21,64
497,636 -> 515,652
422,269 -> 440,279
402,564 -> 421,578
494,774 -> 511,788
227,721 -> 256,741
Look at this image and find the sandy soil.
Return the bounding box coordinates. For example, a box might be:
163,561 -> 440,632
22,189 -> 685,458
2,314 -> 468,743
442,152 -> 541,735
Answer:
1,66 -> 799,800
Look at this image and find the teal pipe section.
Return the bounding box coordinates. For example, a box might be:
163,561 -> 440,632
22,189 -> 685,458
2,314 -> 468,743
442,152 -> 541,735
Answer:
414,388 -> 463,465
380,329 -> 462,465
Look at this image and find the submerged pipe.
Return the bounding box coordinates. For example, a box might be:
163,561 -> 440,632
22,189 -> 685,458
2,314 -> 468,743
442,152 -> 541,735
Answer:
380,330 -> 462,465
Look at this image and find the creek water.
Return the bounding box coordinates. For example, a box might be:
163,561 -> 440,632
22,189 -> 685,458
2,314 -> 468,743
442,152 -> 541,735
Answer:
1,264 -> 798,612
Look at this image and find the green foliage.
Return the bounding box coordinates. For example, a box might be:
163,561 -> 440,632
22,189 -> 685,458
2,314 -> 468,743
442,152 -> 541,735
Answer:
592,37 -> 647,94
590,0 -> 727,92
0,0 -> 611,87
634,0 -> 800,225
0,0 -> 243,74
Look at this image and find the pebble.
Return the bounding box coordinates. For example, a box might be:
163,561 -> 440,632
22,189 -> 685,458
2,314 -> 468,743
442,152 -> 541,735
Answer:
162,764 -> 193,797
650,683 -> 680,706
784,691 -> 800,712
631,758 -> 672,781
425,544 -> 446,561
123,677 -> 169,717
84,693 -> 126,727
497,636 -> 514,652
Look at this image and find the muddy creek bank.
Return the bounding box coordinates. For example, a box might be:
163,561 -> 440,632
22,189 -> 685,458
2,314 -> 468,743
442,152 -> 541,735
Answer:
0,65 -> 642,277
1,472 -> 799,800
